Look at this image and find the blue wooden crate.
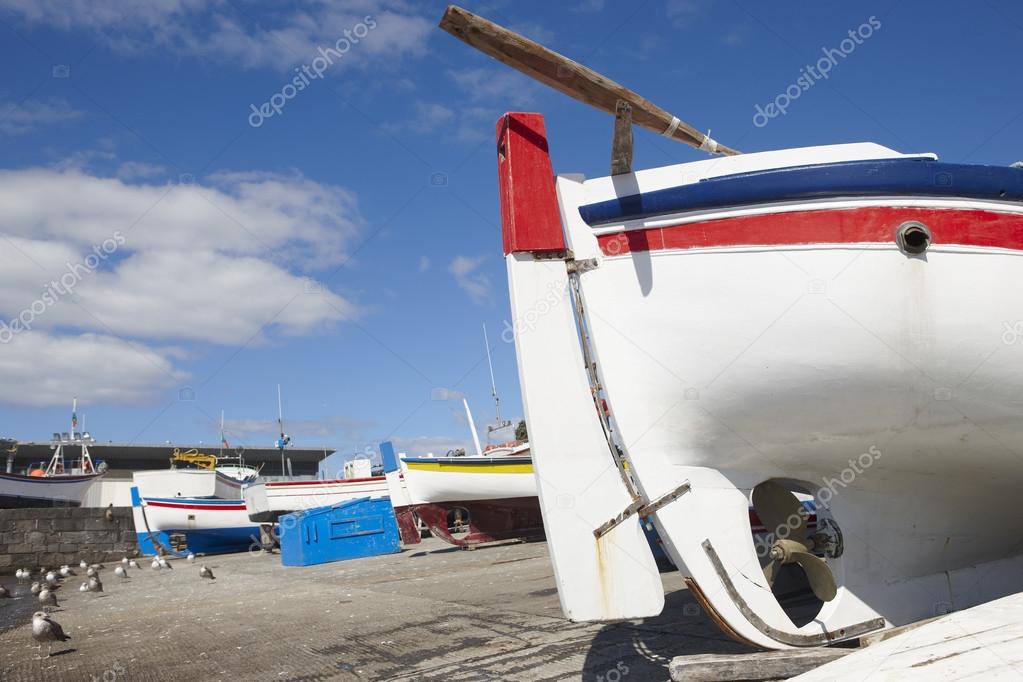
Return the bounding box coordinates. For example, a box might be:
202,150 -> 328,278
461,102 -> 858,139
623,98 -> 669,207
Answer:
279,496 -> 401,566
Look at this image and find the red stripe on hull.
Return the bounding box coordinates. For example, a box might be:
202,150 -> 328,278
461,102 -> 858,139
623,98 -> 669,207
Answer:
146,501 -> 247,511
265,476 -> 384,487
597,207 -> 1023,255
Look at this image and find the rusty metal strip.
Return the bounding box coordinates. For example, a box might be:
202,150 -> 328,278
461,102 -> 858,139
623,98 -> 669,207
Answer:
593,480 -> 691,538
701,539 -> 886,647
685,576 -> 763,649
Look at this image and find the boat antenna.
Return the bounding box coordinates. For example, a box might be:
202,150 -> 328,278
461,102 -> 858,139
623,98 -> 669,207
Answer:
275,385 -> 290,477
483,323 -> 512,437
463,398 -> 484,457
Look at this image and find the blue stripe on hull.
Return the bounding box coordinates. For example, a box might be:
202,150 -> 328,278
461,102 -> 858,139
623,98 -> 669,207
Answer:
578,159 -> 1023,226
135,526 -> 260,556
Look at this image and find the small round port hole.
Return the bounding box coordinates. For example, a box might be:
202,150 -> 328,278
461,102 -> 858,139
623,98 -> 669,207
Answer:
896,221 -> 932,255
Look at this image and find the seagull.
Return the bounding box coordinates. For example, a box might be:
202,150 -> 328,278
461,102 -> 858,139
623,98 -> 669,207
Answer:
30,582 -> 43,595
0,585 -> 9,598
121,557 -> 129,565
199,565 -> 215,581
15,568 -> 26,581
32,611 -> 70,658
187,553 -> 195,563
114,566 -> 128,579
128,560 -> 139,569
79,583 -> 88,593
59,566 -> 75,578
90,563 -> 104,571
151,559 -> 162,571
158,557 -> 172,570
104,503 -> 114,522
45,571 -> 59,586
88,576 -> 103,593
86,567 -> 97,578
38,588 -> 58,608
79,559 -> 88,570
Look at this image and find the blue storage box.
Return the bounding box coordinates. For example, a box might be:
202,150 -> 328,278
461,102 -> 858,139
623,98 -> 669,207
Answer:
279,496 -> 401,566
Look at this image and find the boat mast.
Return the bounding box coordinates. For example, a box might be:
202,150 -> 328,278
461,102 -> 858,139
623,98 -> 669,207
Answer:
275,385 -> 290,477
483,323 -> 512,439
220,409 -> 225,459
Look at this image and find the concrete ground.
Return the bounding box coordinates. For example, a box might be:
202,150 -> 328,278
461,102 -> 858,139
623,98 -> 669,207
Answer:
0,538 -> 752,681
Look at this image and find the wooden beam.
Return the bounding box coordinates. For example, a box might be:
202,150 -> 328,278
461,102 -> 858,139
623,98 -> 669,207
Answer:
439,5 -> 739,156
610,100 -> 633,175
668,649 -> 852,681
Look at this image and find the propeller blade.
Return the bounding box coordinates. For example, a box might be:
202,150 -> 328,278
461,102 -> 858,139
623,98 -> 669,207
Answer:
791,551 -> 838,602
752,481 -> 807,542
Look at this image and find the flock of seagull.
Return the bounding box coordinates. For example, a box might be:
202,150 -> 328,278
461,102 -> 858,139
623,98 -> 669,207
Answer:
4,553 -> 216,658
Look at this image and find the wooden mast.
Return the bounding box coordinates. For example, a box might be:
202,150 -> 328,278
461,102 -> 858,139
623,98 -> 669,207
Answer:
439,5 -> 739,157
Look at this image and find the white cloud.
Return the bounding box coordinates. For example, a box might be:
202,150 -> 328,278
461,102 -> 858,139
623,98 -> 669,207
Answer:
390,435 -> 470,457
448,255 -> 492,305
0,1 -> 432,72
0,99 -> 83,135
224,415 -> 368,442
0,331 -> 183,407
418,255 -> 430,272
115,161 -> 167,180
0,164 -> 366,406
430,387 -> 465,401
574,0 -> 606,12
0,167 -> 361,270
665,0 -> 709,27
447,68 -> 538,108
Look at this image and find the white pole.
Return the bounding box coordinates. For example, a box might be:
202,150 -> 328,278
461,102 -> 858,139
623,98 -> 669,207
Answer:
463,398 -> 484,457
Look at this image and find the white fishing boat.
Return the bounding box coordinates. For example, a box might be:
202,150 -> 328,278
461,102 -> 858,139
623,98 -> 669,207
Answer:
130,485 -> 258,556
401,399 -> 542,547
0,401 -> 104,508
129,444 -> 262,555
242,457 -> 390,522
443,6 -> 1023,650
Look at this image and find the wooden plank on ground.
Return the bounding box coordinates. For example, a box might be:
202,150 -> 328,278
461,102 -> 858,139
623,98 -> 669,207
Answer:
669,649 -> 852,681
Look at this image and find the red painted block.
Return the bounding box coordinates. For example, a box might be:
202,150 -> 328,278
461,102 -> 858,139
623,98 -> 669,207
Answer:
496,112 -> 567,256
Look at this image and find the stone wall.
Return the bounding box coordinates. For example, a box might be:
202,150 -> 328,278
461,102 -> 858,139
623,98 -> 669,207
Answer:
0,507 -> 137,573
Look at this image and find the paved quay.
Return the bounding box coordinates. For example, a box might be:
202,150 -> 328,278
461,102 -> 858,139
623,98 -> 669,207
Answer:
0,539 -> 752,681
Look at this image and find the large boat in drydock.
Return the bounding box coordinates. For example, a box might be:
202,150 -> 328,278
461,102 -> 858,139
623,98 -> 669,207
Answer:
130,449 -> 261,555
402,440 -> 542,547
442,6 -> 1023,650
0,426 -> 105,509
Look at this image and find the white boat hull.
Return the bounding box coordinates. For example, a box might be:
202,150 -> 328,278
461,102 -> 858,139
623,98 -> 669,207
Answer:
402,465 -> 537,504
499,113 -> 1023,648
0,471 -> 101,508
242,477 -> 392,522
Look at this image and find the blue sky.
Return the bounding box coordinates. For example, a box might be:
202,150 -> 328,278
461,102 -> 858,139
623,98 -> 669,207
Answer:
1,0 -> 1021,459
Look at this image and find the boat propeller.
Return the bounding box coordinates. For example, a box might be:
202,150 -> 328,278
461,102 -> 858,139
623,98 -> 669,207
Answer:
751,481 -> 838,602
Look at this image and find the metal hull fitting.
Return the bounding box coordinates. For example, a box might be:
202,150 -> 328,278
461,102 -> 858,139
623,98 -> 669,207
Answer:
0,472 -> 100,508
402,454 -> 543,547
498,112 -> 1023,648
